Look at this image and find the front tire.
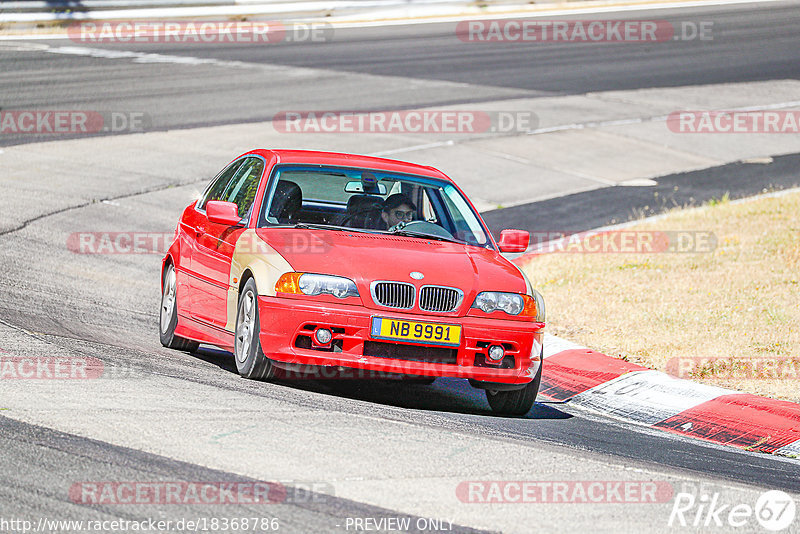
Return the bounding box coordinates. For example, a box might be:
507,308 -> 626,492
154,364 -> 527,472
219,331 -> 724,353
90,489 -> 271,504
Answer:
159,264 -> 200,352
234,278 -> 274,380
485,359 -> 542,416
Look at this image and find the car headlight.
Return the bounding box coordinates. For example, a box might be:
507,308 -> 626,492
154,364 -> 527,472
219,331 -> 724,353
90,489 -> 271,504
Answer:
275,272 -> 359,299
472,291 -> 539,318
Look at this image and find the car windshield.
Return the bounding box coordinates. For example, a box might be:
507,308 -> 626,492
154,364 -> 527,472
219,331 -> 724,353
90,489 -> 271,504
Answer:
258,165 -> 492,248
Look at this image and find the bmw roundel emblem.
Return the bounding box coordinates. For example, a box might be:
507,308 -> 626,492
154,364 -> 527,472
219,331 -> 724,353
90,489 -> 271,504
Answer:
410,272 -> 424,280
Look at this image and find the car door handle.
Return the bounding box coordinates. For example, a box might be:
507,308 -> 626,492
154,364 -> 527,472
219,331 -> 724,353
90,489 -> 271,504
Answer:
195,226 -> 205,237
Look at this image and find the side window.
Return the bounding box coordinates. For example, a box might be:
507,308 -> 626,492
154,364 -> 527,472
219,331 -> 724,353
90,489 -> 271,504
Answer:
440,185 -> 488,245
198,159 -> 243,210
221,158 -> 265,218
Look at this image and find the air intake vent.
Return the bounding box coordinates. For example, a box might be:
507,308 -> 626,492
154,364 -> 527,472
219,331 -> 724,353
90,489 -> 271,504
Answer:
370,281 -> 415,309
364,341 -> 457,364
419,285 -> 463,312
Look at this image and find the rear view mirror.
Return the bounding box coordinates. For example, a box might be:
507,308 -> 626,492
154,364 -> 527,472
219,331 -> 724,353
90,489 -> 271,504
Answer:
206,201 -> 245,226
345,181 -> 387,194
497,229 -> 529,253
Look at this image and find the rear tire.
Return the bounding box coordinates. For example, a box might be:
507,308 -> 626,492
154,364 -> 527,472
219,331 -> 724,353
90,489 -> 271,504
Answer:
234,278 -> 275,380
485,359 -> 542,416
159,264 -> 200,352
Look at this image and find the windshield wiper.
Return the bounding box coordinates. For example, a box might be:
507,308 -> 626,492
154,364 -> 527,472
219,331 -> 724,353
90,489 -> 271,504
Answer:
293,223 -> 347,231
388,229 -> 464,244
294,223 -> 378,234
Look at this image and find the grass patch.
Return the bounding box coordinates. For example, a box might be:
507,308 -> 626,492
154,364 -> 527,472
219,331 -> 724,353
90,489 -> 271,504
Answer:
522,190 -> 800,402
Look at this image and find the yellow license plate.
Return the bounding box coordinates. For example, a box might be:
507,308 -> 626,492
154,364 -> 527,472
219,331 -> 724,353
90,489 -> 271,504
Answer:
370,317 -> 461,347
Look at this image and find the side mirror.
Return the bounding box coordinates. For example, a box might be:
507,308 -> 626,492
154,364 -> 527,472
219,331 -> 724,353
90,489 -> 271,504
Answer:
206,201 -> 244,226
497,229 -> 529,253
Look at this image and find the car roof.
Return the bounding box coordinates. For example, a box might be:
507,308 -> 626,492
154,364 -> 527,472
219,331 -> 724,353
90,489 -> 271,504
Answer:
246,149 -> 452,182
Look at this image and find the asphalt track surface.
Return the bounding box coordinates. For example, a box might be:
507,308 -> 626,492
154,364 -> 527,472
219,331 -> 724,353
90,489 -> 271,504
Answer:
1,1 -> 800,146
0,416 -> 488,533
1,1 -> 800,532
482,152 -> 800,235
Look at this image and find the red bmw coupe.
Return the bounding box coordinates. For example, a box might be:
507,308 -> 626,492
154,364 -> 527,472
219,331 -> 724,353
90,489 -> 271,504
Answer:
160,149 -> 545,415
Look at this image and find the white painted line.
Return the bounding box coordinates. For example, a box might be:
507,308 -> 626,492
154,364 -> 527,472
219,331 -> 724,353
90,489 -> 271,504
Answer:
46,44 -> 251,66
524,100 -> 800,137
0,1 -> 365,23
728,100 -> 800,112
4,42 -> 320,76
322,0 -> 786,28
571,370 -> 735,425
475,147 -> 531,165
0,34 -> 76,40
0,42 -> 50,51
557,167 -> 619,186
380,100 -> 800,188
775,440 -> 800,458
619,178 -> 658,186
527,117 -> 648,135
543,332 -> 586,358
739,156 -> 773,164
0,0 -> 786,35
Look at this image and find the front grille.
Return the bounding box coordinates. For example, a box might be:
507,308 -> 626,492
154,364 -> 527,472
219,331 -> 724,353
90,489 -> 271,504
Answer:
363,341 -> 457,364
371,281 -> 415,309
419,285 -> 462,312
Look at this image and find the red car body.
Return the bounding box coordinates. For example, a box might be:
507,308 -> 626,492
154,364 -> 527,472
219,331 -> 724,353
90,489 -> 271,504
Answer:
161,149 -> 545,414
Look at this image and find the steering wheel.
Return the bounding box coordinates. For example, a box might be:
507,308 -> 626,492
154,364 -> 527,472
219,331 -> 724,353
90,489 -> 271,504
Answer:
338,206 -> 382,229
388,220 -> 455,239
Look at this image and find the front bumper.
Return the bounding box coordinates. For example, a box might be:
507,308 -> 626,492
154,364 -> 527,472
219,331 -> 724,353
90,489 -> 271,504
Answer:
258,296 -> 543,384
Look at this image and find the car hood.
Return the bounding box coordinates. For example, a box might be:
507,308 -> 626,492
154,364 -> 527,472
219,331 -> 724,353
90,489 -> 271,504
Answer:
256,228 -> 527,313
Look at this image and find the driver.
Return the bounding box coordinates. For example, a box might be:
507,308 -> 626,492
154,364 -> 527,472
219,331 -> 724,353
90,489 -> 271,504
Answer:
381,193 -> 416,229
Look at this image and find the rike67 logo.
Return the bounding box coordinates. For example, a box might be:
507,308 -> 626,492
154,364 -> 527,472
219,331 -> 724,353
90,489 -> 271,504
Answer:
669,486 -> 796,531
